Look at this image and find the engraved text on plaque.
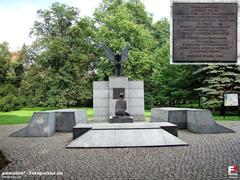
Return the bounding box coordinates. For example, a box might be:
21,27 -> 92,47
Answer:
173,3 -> 237,63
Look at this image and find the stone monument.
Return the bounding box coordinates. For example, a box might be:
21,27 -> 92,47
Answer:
109,93 -> 134,123
101,42 -> 130,77
93,43 -> 145,122
151,107 -> 235,133
11,109 -> 87,137
93,77 -> 144,122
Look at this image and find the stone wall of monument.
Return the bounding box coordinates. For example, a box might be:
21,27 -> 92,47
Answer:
93,81 -> 109,122
93,77 -> 145,122
128,81 -> 145,121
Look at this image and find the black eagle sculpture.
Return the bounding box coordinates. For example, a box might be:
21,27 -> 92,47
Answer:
101,42 -> 130,77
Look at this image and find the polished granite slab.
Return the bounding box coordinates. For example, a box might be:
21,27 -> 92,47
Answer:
67,129 -> 188,148
72,122 -> 178,139
73,122 -> 176,129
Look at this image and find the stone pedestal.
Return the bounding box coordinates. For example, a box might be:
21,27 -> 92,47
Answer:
72,122 -> 179,140
151,107 -> 235,133
109,116 -> 134,123
93,77 -> 144,122
151,108 -> 188,129
10,109 -> 87,137
10,112 -> 56,137
55,109 -> 87,132
187,109 -> 235,134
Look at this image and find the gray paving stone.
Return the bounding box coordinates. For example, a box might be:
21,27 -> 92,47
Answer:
1,121 -> 240,179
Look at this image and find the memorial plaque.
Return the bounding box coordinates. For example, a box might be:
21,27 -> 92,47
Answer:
113,88 -> 125,99
224,93 -> 239,107
173,3 -> 237,63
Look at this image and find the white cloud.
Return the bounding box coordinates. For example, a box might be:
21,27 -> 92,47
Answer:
0,3 -> 38,51
142,0 -> 170,21
72,0 -> 102,17
0,0 -> 170,51
72,0 -> 170,20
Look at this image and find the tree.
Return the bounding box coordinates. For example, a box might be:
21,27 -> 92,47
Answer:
93,0 -> 166,108
0,42 -> 11,83
10,45 -> 27,88
0,43 -> 24,111
152,17 -> 170,48
11,0 -> 226,110
147,42 -> 199,107
93,0 -> 200,107
22,2 -> 95,108
94,0 -> 157,80
0,84 -> 23,111
31,2 -> 79,38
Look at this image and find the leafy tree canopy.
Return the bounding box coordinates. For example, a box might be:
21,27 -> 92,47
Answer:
93,0 -> 157,80
22,2 -> 95,107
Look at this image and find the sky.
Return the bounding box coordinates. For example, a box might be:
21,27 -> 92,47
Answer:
0,0 -> 170,51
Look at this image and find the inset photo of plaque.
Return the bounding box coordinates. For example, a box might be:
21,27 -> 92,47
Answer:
171,3 -> 238,64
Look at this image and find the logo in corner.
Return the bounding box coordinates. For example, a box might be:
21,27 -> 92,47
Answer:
228,164 -> 239,178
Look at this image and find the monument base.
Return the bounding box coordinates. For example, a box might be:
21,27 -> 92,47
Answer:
151,107 -> 235,134
109,116 -> 133,123
72,122 -> 178,140
68,122 -> 186,148
10,109 -> 87,137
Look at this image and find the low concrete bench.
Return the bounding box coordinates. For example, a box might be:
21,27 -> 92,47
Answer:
73,122 -> 178,140
187,109 -> 234,134
151,108 -> 188,129
55,109 -> 87,132
11,109 -> 87,137
151,107 -> 234,134
10,112 -> 56,137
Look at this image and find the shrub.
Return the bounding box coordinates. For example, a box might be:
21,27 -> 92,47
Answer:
0,84 -> 24,112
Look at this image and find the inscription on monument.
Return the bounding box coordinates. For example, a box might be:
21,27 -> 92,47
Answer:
173,3 -> 237,63
113,88 -> 125,99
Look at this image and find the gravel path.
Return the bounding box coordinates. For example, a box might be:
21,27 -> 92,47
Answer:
0,121 -> 240,179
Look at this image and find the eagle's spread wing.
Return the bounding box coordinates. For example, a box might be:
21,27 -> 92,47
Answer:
121,42 -> 130,62
101,43 -> 115,62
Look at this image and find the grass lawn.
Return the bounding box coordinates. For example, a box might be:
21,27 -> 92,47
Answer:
0,107 -> 94,125
213,116 -> 240,121
0,107 -> 239,125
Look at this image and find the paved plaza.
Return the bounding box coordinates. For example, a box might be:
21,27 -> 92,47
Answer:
0,121 -> 240,179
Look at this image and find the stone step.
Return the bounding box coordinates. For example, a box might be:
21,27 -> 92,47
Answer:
67,129 -> 188,148
73,122 -> 178,139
